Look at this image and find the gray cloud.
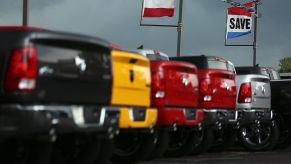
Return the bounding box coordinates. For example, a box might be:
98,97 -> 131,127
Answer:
0,0 -> 60,12
0,0 -> 290,68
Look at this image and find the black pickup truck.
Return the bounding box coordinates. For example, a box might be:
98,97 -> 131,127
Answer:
0,26 -> 120,164
263,67 -> 291,149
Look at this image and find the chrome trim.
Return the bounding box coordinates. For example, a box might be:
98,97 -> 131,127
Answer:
129,108 -> 134,121
203,109 -> 218,113
99,107 -> 106,125
0,104 -> 119,128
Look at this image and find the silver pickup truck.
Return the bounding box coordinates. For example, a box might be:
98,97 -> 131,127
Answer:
235,66 -> 278,151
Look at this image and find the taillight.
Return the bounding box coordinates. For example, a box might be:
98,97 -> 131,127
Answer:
151,71 -> 165,98
238,82 -> 252,103
4,47 -> 37,92
199,79 -> 212,102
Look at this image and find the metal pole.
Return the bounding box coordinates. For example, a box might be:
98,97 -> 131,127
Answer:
253,2 -> 258,66
23,0 -> 29,26
177,0 -> 184,57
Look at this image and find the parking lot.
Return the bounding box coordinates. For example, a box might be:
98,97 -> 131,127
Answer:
141,147 -> 291,164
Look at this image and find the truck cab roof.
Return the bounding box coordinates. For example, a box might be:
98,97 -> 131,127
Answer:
131,49 -> 169,61
235,66 -> 280,80
280,72 -> 291,79
236,66 -> 280,80
0,26 -> 110,49
170,55 -> 236,73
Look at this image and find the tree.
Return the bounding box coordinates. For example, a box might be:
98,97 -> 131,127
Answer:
279,57 -> 291,73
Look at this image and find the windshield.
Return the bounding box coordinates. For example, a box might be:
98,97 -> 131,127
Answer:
208,60 -> 228,71
147,54 -> 169,61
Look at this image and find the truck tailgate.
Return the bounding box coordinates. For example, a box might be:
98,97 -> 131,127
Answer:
35,41 -> 112,104
111,50 -> 151,107
161,61 -> 199,107
209,70 -> 236,109
251,77 -> 271,109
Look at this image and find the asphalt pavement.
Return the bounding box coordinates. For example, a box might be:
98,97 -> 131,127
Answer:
140,147 -> 291,164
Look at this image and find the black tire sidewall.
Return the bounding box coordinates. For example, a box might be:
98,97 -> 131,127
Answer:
144,129 -> 170,161
111,132 -> 156,164
210,127 -> 238,152
190,128 -> 214,155
239,120 -> 279,151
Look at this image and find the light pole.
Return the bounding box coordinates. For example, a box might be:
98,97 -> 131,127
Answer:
23,0 -> 29,26
253,2 -> 258,66
177,0 -> 184,57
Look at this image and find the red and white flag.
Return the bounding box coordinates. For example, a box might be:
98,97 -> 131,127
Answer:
142,0 -> 175,17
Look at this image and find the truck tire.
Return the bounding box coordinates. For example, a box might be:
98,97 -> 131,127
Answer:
50,134 -> 102,164
143,129 -> 170,161
111,132 -> 155,164
238,120 -> 279,151
27,139 -> 52,164
164,128 -> 199,157
0,139 -> 52,164
274,114 -> 291,149
95,138 -> 115,164
210,128 -> 237,152
190,128 -> 214,155
275,128 -> 291,149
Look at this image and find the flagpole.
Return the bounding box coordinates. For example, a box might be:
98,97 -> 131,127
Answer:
177,0 -> 184,57
23,0 -> 29,26
253,2 -> 258,66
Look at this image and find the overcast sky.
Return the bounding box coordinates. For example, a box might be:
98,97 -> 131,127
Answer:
0,0 -> 290,68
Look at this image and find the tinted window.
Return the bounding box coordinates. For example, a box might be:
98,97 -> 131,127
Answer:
271,70 -> 280,80
236,67 -> 265,75
36,43 -> 111,77
236,70 -> 251,75
207,60 -> 228,70
147,54 -> 169,61
280,75 -> 291,79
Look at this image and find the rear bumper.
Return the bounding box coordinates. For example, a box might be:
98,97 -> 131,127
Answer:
237,108 -> 273,125
119,108 -> 157,129
156,108 -> 204,127
202,109 -> 237,127
0,104 -> 120,140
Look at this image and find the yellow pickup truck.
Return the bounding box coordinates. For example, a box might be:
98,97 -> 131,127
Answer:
100,50 -> 157,164
111,50 -> 157,129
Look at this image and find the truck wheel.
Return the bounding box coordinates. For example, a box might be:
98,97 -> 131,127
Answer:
27,139 -> 52,164
239,121 -> 279,151
143,129 -> 170,161
274,114 -> 291,149
50,134 -> 102,164
95,138 -> 115,164
275,128 -> 291,149
164,128 -> 198,157
111,132 -> 155,164
0,139 -> 52,164
210,128 -> 237,152
190,128 -> 214,155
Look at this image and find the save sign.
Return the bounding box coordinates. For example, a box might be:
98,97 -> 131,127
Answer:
226,2 -> 253,40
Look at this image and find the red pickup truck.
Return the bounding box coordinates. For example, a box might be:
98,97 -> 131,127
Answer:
133,50 -> 204,159
171,55 -> 237,154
